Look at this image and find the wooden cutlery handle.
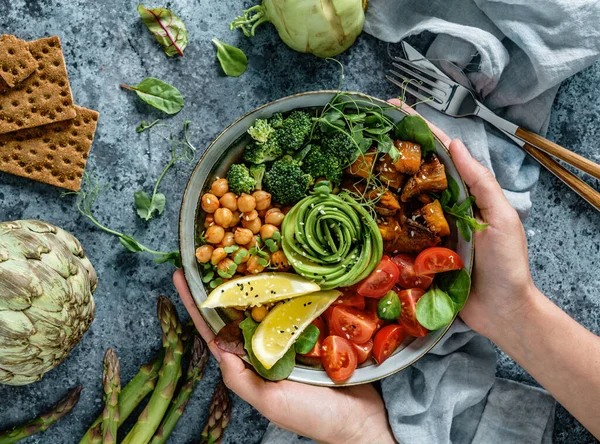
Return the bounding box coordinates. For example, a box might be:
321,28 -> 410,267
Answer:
521,143 -> 600,211
516,127 -> 600,180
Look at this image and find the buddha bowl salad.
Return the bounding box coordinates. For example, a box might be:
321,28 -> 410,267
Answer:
196,94 -> 486,383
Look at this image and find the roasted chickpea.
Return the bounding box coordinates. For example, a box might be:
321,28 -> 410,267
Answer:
236,262 -> 248,274
257,208 -> 268,218
237,193 -> 256,213
210,178 -> 229,197
211,247 -> 227,265
265,208 -> 285,226
205,225 -> 225,244
204,214 -> 215,229
221,232 -> 235,247
201,193 -> 219,213
195,245 -> 214,263
234,227 -> 254,245
214,207 -> 233,227
217,258 -> 237,274
219,192 -> 238,212
252,191 -> 272,211
251,305 -> 269,322
243,210 -> 259,222
245,235 -> 259,250
260,224 -> 279,240
242,217 -> 262,234
247,255 -> 266,274
229,211 -> 242,227
271,250 -> 290,271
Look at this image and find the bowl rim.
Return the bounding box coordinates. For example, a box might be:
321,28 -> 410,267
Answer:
179,90 -> 474,386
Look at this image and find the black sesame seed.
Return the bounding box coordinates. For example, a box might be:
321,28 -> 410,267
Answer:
307,302 -> 312,305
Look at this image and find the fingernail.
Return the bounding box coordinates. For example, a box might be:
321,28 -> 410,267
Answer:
208,340 -> 222,363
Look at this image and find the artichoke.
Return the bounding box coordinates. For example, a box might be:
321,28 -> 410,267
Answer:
0,220 -> 97,386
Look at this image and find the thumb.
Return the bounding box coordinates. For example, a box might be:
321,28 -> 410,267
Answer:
448,139 -> 517,224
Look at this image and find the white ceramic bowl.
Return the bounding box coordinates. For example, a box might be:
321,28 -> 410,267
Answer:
179,91 -> 474,386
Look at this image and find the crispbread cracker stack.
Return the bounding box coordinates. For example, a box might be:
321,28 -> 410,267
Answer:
0,36 -> 76,134
0,106 -> 99,191
0,35 -> 37,87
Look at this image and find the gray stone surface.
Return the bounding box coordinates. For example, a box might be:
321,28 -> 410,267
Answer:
0,1 -> 598,443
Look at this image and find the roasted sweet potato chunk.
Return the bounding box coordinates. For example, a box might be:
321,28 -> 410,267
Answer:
376,154 -> 406,190
377,216 -> 401,241
346,153 -> 376,180
366,189 -> 401,216
400,154 -> 448,202
421,200 -> 451,236
393,140 -> 422,174
383,219 -> 440,254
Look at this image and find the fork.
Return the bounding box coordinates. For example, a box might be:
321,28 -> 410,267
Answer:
386,57 -> 600,212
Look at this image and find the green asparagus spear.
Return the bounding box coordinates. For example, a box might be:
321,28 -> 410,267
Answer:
101,349 -> 121,444
79,351 -> 165,444
0,386 -> 82,444
200,380 -> 232,444
122,296 -> 184,444
151,336 -> 209,444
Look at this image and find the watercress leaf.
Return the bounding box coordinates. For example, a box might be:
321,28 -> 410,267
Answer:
121,78 -> 184,114
415,286 -> 455,330
294,324 -> 320,354
440,189 -> 451,207
456,218 -> 472,242
377,290 -> 401,320
138,4 -> 188,57
395,114 -> 436,156
134,190 -> 153,220
154,251 -> 182,268
447,175 -> 461,206
240,317 -> 295,381
467,218 -> 490,231
364,123 -> 393,135
119,235 -> 144,252
437,269 -> 471,313
359,137 -> 373,153
212,38 -> 248,77
345,112 -> 367,123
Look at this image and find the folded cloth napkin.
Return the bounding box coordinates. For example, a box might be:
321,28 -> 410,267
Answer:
262,1 -> 600,443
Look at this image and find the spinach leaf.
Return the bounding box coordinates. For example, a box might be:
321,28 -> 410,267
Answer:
134,190 -> 166,221
294,324 -> 320,354
377,290 -> 401,320
240,317 -> 296,381
120,78 -> 184,114
395,114 -> 436,156
415,285 -> 455,331
437,269 -> 471,312
212,38 -> 248,77
138,4 -> 188,57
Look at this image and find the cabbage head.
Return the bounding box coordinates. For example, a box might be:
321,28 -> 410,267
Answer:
230,0 -> 368,58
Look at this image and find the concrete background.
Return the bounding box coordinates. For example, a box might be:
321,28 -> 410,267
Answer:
0,0 -> 598,442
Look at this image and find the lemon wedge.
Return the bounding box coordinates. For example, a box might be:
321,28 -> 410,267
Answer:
200,273 -> 320,309
252,290 -> 341,369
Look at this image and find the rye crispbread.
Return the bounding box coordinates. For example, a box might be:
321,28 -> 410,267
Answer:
0,36 -> 76,135
0,106 -> 99,191
0,35 -> 38,88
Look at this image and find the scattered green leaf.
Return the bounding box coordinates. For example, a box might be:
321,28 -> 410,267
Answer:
294,324 -> 320,354
120,77 -> 184,114
138,4 -> 188,57
212,38 -> 248,77
377,290 -> 401,320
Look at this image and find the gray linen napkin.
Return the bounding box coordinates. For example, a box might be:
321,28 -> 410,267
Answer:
262,1 -> 600,443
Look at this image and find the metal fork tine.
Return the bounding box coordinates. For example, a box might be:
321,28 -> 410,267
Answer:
385,74 -> 443,107
391,57 -> 455,86
391,62 -> 450,94
387,69 -> 446,102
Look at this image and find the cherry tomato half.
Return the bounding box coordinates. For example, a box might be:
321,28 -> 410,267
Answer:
332,289 -> 366,311
414,247 -> 464,276
357,256 -> 400,299
352,339 -> 373,365
321,335 -> 358,382
392,254 -> 434,290
373,324 -> 408,364
301,317 -> 328,358
397,288 -> 429,337
331,305 -> 378,344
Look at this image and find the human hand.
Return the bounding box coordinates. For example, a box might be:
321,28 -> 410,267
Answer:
173,270 -> 396,444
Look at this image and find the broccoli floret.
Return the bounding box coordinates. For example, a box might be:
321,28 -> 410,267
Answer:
264,156 -> 312,205
302,146 -> 343,187
322,132 -> 359,166
227,164 -> 256,195
276,111 -> 312,152
249,164 -> 266,190
247,119 -> 274,143
243,137 -> 283,164
268,112 -> 284,129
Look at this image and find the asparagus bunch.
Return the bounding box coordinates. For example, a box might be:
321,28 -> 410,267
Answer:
0,386 -> 82,444
121,296 -> 184,444
151,335 -> 209,444
200,380 -> 232,444
79,351 -> 165,444
101,349 -> 121,444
